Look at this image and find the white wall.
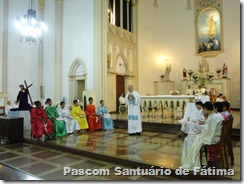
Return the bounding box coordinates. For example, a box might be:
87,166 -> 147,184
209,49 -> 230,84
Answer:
62,0 -> 95,104
137,0 -> 240,108
3,0 -> 39,104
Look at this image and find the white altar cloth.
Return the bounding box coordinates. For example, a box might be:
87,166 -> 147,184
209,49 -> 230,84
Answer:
8,110 -> 31,130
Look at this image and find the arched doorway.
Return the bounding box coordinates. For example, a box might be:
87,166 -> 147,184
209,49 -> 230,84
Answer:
68,58 -> 87,104
115,54 -> 127,112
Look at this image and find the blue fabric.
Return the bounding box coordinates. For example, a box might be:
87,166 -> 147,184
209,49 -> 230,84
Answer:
128,115 -> 138,120
129,99 -> 135,105
97,106 -> 114,130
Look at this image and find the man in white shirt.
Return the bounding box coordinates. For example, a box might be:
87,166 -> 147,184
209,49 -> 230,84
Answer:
5,101 -> 13,116
185,85 -> 193,95
119,93 -> 126,105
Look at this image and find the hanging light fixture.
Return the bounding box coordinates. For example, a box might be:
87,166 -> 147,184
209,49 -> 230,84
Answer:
14,0 -> 47,44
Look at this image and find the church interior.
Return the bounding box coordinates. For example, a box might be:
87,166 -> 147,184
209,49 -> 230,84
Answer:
0,0 -> 241,181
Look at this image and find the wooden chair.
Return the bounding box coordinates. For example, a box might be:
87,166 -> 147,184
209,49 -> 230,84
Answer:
225,116 -> 234,165
199,119 -> 229,169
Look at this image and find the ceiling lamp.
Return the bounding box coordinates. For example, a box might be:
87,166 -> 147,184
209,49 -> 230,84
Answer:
14,0 -> 47,44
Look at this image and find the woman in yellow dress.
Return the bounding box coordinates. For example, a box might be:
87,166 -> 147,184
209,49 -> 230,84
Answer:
70,100 -> 89,131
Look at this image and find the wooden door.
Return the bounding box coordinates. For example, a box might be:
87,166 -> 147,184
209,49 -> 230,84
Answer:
116,75 -> 125,112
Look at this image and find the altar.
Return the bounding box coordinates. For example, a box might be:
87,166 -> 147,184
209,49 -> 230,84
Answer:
141,95 -> 209,119
181,78 -> 230,101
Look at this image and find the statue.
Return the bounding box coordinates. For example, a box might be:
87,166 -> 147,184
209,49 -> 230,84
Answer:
208,16 -> 216,39
198,56 -> 209,79
183,68 -> 187,80
222,63 -> 228,78
165,63 -> 172,81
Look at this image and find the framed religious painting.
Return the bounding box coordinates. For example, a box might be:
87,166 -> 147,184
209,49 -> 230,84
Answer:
195,0 -> 223,58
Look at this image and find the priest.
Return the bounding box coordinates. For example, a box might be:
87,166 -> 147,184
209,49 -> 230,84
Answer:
125,85 -> 142,136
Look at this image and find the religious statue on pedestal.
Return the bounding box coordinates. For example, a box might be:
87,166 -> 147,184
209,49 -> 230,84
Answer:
222,63 -> 228,78
183,68 -> 187,80
198,57 -> 209,78
165,63 -> 172,81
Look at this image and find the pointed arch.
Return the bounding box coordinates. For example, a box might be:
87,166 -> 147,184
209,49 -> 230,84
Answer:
68,58 -> 87,104
68,58 -> 87,78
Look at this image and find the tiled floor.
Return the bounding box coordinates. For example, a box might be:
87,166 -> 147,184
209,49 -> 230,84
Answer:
19,128 -> 241,180
0,142 -> 176,180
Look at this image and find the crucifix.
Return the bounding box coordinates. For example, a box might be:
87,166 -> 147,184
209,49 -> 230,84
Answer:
24,80 -> 33,105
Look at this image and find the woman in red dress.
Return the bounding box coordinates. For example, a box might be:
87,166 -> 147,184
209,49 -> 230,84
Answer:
31,101 -> 54,140
85,97 -> 102,132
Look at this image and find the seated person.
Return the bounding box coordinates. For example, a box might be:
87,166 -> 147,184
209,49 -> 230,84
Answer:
195,85 -> 203,95
181,102 -> 224,170
185,85 -> 193,95
97,100 -> 114,130
216,93 -> 224,102
31,101 -> 54,141
119,93 -> 126,105
45,98 -> 67,138
178,101 -> 205,138
222,101 -> 231,117
4,101 -> 13,116
57,101 -> 81,134
85,97 -> 102,132
70,100 -> 89,131
213,102 -> 228,120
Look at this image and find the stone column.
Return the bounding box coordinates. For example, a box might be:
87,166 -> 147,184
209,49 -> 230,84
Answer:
54,0 -> 64,102
38,0 -> 45,100
126,0 -> 130,31
120,0 -> 123,28
94,0 -> 108,106
1,0 -> 9,104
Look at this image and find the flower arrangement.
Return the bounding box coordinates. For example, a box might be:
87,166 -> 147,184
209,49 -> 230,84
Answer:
192,73 -> 198,80
216,68 -> 221,78
207,72 -> 214,80
188,70 -> 194,75
216,68 -> 221,74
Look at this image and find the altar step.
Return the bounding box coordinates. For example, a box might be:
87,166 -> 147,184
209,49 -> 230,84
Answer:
113,120 -> 240,141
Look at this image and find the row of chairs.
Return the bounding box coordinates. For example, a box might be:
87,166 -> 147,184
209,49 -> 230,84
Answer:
200,115 -> 234,169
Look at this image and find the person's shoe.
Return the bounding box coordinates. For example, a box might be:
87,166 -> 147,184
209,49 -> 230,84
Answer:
129,133 -> 136,136
136,132 -> 141,135
41,134 -> 45,142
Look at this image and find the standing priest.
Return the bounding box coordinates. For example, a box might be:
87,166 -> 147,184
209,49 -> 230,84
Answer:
125,85 -> 142,136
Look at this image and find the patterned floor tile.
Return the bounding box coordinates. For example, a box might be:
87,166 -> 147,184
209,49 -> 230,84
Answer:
3,156 -> 37,167
32,151 -> 61,159
21,162 -> 56,175
0,152 -> 20,161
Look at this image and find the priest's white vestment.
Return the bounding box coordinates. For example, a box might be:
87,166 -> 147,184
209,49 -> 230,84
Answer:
125,90 -> 142,134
